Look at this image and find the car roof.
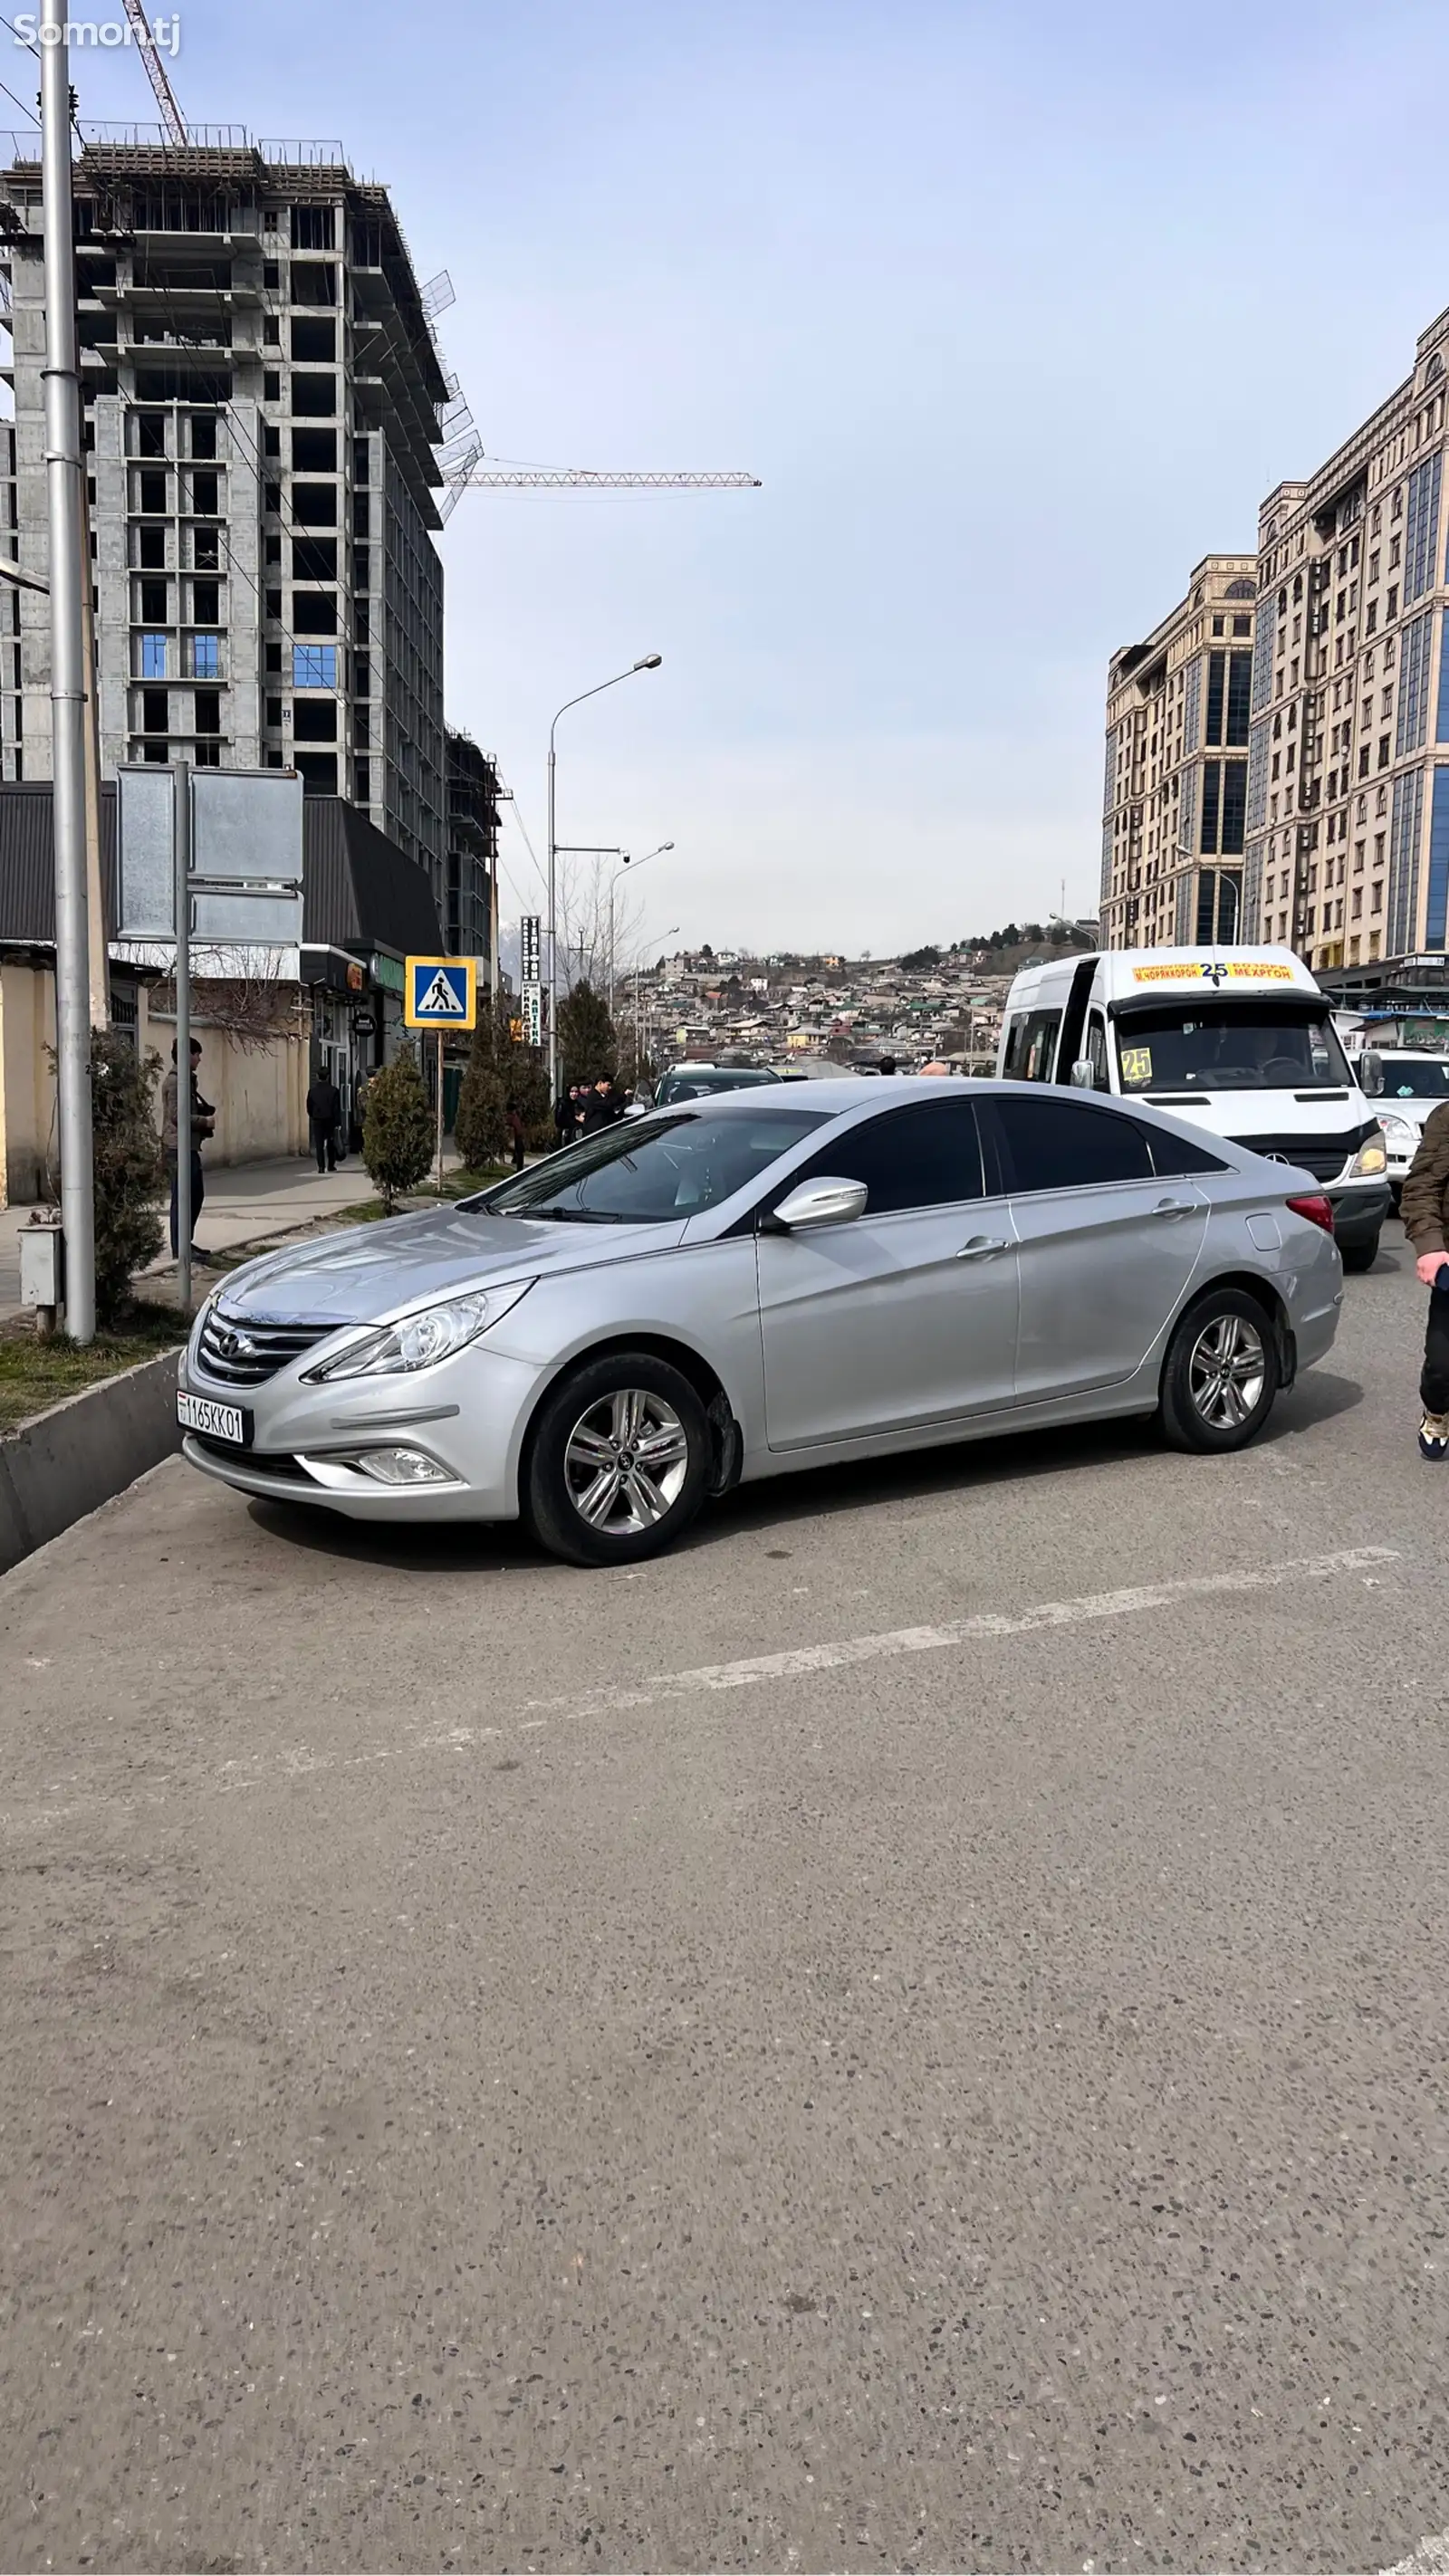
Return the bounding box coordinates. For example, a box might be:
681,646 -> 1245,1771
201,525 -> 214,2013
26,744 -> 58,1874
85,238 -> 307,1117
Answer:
665,1076 -> 1139,1114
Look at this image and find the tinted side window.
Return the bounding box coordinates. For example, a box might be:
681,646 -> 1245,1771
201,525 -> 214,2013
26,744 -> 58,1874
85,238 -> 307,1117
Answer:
799,1100 -> 985,1214
1147,1126 -> 1228,1177
1003,1013 -> 1029,1076
1085,1011 -> 1109,1090
993,1096 -> 1154,1192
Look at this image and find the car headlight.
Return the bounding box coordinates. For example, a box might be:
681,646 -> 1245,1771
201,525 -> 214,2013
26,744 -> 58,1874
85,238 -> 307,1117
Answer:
305,1281 -> 533,1382
1378,1113 -> 1416,1145
1348,1125 -> 1387,1176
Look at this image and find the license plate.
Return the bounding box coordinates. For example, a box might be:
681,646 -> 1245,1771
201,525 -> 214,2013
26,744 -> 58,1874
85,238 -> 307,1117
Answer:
178,1391 -> 252,1446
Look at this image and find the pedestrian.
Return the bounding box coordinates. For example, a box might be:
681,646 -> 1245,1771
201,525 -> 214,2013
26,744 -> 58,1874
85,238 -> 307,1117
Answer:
161,1035 -> 215,1265
306,1064 -> 342,1173
554,1083 -> 581,1150
878,1054 -> 897,1076
581,1074 -> 624,1134
505,1096 -> 527,1173
1400,1101 -> 1449,1458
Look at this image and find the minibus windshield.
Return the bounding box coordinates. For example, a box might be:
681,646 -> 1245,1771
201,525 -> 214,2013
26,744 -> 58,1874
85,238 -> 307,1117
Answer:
1115,1001 -> 1351,1093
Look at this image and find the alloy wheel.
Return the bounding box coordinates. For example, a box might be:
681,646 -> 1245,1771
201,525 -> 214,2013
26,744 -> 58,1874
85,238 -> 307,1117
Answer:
1187,1311 -> 1267,1432
563,1386 -> 691,1533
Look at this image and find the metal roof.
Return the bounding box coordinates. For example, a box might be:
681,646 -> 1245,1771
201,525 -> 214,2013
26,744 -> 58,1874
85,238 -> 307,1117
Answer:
0,783 -> 440,959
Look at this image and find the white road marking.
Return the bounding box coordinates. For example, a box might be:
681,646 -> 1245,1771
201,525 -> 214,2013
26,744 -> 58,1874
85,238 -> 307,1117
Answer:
520,1545 -> 1400,1729
0,1545 -> 1401,1832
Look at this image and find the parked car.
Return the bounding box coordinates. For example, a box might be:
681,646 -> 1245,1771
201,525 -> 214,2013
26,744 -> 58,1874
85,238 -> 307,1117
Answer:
178,1078 -> 1343,1568
652,1063 -> 784,1106
1358,1049 -> 1449,1198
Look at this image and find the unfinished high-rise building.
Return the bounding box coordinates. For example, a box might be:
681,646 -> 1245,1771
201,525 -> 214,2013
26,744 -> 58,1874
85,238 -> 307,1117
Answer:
0,133 -> 450,901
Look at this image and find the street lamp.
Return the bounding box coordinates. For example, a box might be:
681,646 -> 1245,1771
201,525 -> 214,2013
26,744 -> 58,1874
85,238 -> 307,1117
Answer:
608,840 -> 675,1013
547,656 -> 663,1096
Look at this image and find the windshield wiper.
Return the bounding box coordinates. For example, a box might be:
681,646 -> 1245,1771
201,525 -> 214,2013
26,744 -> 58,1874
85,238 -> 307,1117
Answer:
507,1204 -> 633,1224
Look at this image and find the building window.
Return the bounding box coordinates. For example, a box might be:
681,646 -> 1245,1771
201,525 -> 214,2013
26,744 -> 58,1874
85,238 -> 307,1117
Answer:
264,369 -> 282,403
353,757 -> 370,802
291,205 -> 336,250
190,633 -> 220,679
292,372 -> 337,417
265,642 -> 283,674
138,467 -> 168,514
192,578 -> 221,623
1405,450 -> 1442,603
293,642 -> 336,687
266,695 -> 283,727
1232,614 -> 1251,637
194,690 -> 222,737
140,685 -> 168,733
1201,760 -> 1222,853
1212,615 -> 1224,636
139,633 -> 167,678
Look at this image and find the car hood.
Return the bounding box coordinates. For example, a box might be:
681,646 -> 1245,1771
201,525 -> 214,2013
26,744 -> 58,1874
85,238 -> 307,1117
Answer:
215,1206 -> 686,1326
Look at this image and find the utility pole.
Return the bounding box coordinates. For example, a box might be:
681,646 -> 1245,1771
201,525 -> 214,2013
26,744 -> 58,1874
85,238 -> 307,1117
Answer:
41,0 -> 95,1341
173,761 -> 192,1314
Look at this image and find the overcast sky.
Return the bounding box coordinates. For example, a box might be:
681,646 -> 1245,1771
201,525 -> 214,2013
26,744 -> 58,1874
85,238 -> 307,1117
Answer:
46,0 -> 1449,955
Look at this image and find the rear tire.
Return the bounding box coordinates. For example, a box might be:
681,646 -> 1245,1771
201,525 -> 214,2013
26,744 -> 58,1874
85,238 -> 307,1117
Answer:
523,1350 -> 711,1567
1159,1287 -> 1280,1454
1340,1231 -> 1380,1274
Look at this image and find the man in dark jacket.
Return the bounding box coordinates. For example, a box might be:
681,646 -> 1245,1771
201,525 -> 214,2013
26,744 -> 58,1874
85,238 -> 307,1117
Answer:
1399,1100 -> 1449,1457
581,1076 -> 626,1134
306,1068 -> 342,1173
161,1037 -> 215,1263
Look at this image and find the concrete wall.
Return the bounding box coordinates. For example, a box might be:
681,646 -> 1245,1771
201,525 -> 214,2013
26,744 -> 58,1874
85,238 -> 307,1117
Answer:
0,959 -> 57,1206
0,963 -> 308,1206
137,986 -> 307,1165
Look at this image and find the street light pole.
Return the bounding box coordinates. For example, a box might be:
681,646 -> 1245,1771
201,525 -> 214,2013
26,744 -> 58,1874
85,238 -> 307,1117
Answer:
547,655 -> 662,1097
41,0 -> 95,1342
607,840 -> 674,1016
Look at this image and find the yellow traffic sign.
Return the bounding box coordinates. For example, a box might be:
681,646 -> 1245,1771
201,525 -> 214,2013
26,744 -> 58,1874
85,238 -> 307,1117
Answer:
405,955 -> 476,1030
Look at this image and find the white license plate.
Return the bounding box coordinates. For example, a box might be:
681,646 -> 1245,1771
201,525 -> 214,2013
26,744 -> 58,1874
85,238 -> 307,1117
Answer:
178,1391 -> 248,1445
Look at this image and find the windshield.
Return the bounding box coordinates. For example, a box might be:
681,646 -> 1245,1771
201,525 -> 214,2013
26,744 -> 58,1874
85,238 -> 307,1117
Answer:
1115,1003 -> 1351,1094
655,1068 -> 781,1102
1375,1056 -> 1449,1098
472,1107 -> 828,1223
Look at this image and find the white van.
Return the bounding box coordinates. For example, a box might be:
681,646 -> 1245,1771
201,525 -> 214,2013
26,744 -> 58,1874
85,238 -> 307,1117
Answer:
996,945 -> 1391,1270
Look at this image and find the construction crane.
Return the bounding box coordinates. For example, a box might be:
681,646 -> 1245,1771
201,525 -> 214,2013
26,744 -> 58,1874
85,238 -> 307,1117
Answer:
461,468 -> 761,492
107,5 -> 762,518
119,0 -> 187,144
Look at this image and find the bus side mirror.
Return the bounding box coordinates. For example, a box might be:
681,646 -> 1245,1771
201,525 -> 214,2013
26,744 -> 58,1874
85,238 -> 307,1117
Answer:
1361,1049 -> 1384,1096
1069,1058 -> 1096,1089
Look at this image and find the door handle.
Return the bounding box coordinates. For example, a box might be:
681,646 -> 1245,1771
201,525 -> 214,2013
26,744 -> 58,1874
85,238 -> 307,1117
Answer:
956,1235 -> 1009,1259
1149,1197 -> 1196,1215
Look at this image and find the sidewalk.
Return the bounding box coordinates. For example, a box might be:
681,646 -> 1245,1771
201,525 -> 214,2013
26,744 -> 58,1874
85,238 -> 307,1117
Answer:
0,1150 -> 460,1323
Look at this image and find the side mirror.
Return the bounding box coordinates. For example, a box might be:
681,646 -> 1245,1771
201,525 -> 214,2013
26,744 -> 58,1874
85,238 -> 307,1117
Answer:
1360,1049 -> 1384,1096
766,1175 -> 868,1232
1069,1058 -> 1097,1090
622,1100 -> 648,1120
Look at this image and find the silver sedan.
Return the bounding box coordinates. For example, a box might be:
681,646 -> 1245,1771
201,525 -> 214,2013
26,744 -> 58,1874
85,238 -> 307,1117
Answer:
178,1078 -> 1344,1566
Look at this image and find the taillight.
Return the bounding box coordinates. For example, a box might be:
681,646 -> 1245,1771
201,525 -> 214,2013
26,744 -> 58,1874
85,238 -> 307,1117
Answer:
1287,1193 -> 1335,1235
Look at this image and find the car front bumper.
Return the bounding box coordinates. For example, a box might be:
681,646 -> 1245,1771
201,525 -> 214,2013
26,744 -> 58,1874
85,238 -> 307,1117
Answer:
178,1340 -> 542,1523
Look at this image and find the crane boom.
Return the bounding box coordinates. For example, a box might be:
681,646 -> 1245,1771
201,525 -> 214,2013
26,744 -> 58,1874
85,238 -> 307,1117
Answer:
460,468 -> 761,491
120,0 -> 187,144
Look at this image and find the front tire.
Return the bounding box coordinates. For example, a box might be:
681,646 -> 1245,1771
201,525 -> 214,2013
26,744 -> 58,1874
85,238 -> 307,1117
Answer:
1159,1288 -> 1280,1454
1340,1231 -> 1380,1274
523,1351 -> 711,1566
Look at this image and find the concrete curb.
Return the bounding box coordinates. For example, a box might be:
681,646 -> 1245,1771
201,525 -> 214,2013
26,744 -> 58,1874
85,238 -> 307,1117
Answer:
0,1348 -> 182,1576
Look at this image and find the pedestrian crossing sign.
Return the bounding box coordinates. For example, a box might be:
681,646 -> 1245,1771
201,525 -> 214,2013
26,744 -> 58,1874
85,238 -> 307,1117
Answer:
405,955 -> 476,1030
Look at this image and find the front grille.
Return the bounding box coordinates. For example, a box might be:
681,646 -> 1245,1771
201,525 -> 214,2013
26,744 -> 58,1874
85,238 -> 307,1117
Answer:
196,1306 -> 339,1386
191,1432 -> 316,1482
1232,1124 -> 1373,1185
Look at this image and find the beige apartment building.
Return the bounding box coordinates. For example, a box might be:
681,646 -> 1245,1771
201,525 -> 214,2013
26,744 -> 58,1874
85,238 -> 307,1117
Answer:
1100,557 -> 1257,951
1243,307 -> 1449,973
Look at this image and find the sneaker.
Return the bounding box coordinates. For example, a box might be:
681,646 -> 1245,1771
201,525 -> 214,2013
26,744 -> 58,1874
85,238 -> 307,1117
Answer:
1419,1412 -> 1449,1461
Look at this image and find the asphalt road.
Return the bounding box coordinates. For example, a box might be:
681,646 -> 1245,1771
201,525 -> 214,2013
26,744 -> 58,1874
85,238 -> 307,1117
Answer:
4,1226 -> 1449,2575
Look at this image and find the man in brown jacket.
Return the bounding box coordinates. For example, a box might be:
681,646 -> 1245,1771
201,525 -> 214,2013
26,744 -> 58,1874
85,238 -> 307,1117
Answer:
1399,1099 -> 1449,1458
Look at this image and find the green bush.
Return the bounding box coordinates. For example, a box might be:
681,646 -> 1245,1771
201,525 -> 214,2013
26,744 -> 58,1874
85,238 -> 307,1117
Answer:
454,1039 -> 510,1171
90,1028 -> 164,1324
362,1042 -> 435,1211
557,979 -> 617,1087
